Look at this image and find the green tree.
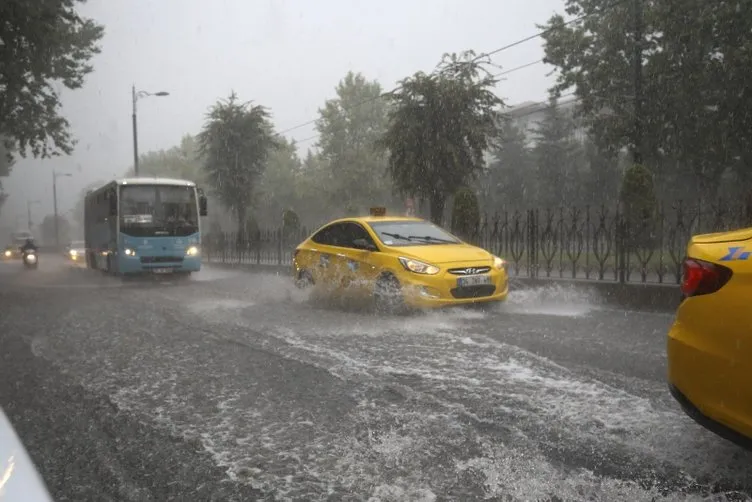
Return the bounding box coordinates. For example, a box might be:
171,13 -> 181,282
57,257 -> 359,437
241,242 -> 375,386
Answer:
126,134 -> 204,182
0,142 -> 13,216
620,163 -> 657,250
378,51 -> 504,224
197,92 -> 278,235
0,0 -> 104,162
451,187 -> 480,240
533,97 -> 582,207
316,71 -> 393,212
256,137 -> 301,226
40,214 -> 71,246
581,136 -> 621,207
294,150 -> 333,224
478,120 -> 534,212
540,0 -> 752,200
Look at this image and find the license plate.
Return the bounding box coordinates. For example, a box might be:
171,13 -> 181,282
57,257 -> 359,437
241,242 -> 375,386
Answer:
153,268 -> 173,274
457,275 -> 491,288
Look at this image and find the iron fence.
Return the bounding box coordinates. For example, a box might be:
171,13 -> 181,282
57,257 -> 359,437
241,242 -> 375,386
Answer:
203,201 -> 752,284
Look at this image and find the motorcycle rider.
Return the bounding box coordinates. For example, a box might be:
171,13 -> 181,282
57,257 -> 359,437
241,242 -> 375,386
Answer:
20,237 -> 37,255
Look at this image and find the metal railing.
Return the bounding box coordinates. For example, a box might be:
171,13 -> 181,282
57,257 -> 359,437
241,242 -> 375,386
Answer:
203,201 -> 752,284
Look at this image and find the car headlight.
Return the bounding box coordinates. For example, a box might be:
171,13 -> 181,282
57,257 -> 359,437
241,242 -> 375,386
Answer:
124,248 -> 136,256
186,245 -> 199,256
70,249 -> 78,256
399,257 -> 440,275
493,256 -> 507,271
4,250 -> 10,257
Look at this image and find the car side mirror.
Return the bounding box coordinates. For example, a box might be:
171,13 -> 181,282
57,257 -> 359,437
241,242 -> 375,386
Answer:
353,238 -> 376,251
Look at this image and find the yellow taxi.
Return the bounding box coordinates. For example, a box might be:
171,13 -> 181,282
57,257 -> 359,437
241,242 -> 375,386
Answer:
292,208 -> 509,312
667,227 -> 752,450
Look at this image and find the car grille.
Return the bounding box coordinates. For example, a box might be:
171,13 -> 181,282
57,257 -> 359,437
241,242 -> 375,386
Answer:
140,256 -> 184,264
448,266 -> 491,275
450,285 -> 496,299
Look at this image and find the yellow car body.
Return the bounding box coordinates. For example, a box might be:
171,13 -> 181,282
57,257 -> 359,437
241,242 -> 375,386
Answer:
667,226 -> 752,449
292,213 -> 509,310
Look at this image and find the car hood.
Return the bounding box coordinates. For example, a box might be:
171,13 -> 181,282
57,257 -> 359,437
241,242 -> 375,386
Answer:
392,243 -> 493,265
0,409 -> 53,501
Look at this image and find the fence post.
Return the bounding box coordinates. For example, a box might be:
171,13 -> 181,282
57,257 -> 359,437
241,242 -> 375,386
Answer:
277,228 -> 283,265
617,211 -> 626,284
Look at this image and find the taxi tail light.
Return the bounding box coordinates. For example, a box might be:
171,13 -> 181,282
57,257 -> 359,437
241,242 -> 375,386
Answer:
680,258 -> 732,298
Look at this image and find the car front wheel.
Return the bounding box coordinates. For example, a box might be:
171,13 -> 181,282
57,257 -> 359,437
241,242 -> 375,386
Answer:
374,274 -> 405,315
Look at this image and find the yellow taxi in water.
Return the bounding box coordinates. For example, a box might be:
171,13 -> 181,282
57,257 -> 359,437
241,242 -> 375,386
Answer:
668,226 -> 752,450
293,208 -> 509,312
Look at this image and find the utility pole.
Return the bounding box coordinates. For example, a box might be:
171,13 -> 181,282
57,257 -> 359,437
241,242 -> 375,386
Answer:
53,170 -> 72,250
26,199 -> 40,231
632,0 -> 644,165
132,84 -> 139,176
132,85 -> 170,177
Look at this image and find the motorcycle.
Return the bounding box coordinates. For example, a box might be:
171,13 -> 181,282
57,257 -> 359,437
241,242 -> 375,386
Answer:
22,250 -> 38,269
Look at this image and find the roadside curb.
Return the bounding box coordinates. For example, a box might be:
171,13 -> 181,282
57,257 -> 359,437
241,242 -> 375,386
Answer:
205,261 -> 680,313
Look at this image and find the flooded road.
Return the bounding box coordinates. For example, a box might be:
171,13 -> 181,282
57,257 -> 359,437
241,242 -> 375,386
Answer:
1,256 -> 750,501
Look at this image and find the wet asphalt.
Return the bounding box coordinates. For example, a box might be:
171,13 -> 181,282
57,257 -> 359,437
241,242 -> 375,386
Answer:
0,255 -> 750,501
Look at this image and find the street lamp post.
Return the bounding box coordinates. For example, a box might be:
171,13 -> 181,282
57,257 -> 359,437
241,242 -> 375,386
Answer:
26,199 -> 40,231
53,170 -> 72,250
132,85 -> 170,176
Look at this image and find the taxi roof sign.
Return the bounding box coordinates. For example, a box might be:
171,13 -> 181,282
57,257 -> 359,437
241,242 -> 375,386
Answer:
369,207 -> 387,217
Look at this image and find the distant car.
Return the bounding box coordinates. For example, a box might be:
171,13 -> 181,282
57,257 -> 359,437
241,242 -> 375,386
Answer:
65,240 -> 86,264
292,208 -> 509,313
3,245 -> 20,260
0,407 -> 54,501
667,226 -> 752,450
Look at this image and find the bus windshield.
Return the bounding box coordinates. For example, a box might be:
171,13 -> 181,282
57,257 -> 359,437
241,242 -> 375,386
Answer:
119,185 -> 198,237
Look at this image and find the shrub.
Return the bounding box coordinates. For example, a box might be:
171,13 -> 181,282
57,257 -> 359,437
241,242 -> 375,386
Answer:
451,187 -> 480,240
619,163 -> 658,250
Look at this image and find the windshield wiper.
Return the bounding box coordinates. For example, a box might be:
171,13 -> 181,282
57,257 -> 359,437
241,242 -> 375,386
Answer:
407,235 -> 456,244
381,231 -> 413,241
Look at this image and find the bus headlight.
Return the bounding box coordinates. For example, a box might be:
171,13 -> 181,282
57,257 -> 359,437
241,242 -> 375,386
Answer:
124,248 -> 136,256
186,246 -> 199,256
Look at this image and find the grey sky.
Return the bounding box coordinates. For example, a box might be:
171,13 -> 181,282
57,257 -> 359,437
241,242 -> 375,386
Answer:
1,0 -> 564,228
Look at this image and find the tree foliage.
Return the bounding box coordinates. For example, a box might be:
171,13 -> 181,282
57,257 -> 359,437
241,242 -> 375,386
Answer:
126,134 -> 204,182
533,97 -> 583,207
451,187 -> 480,240
540,0 -> 752,199
256,137 -> 301,226
316,71 -> 393,213
197,92 -> 278,234
378,51 -> 504,224
40,214 -> 71,245
0,0 -> 104,162
620,163 -> 657,249
478,120 -> 534,212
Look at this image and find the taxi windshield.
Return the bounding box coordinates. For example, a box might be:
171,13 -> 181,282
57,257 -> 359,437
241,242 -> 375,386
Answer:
368,220 -> 460,247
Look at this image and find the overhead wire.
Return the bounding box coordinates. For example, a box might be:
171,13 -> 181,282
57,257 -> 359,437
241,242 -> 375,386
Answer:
278,0 -> 631,145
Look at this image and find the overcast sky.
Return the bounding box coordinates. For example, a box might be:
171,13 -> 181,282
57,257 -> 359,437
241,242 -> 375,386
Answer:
1,0 -> 565,229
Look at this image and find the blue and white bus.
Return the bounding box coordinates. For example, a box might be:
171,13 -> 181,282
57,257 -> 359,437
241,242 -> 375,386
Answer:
84,177 -> 208,275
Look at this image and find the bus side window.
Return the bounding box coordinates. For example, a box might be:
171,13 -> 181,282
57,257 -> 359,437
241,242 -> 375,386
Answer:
107,189 -> 117,216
